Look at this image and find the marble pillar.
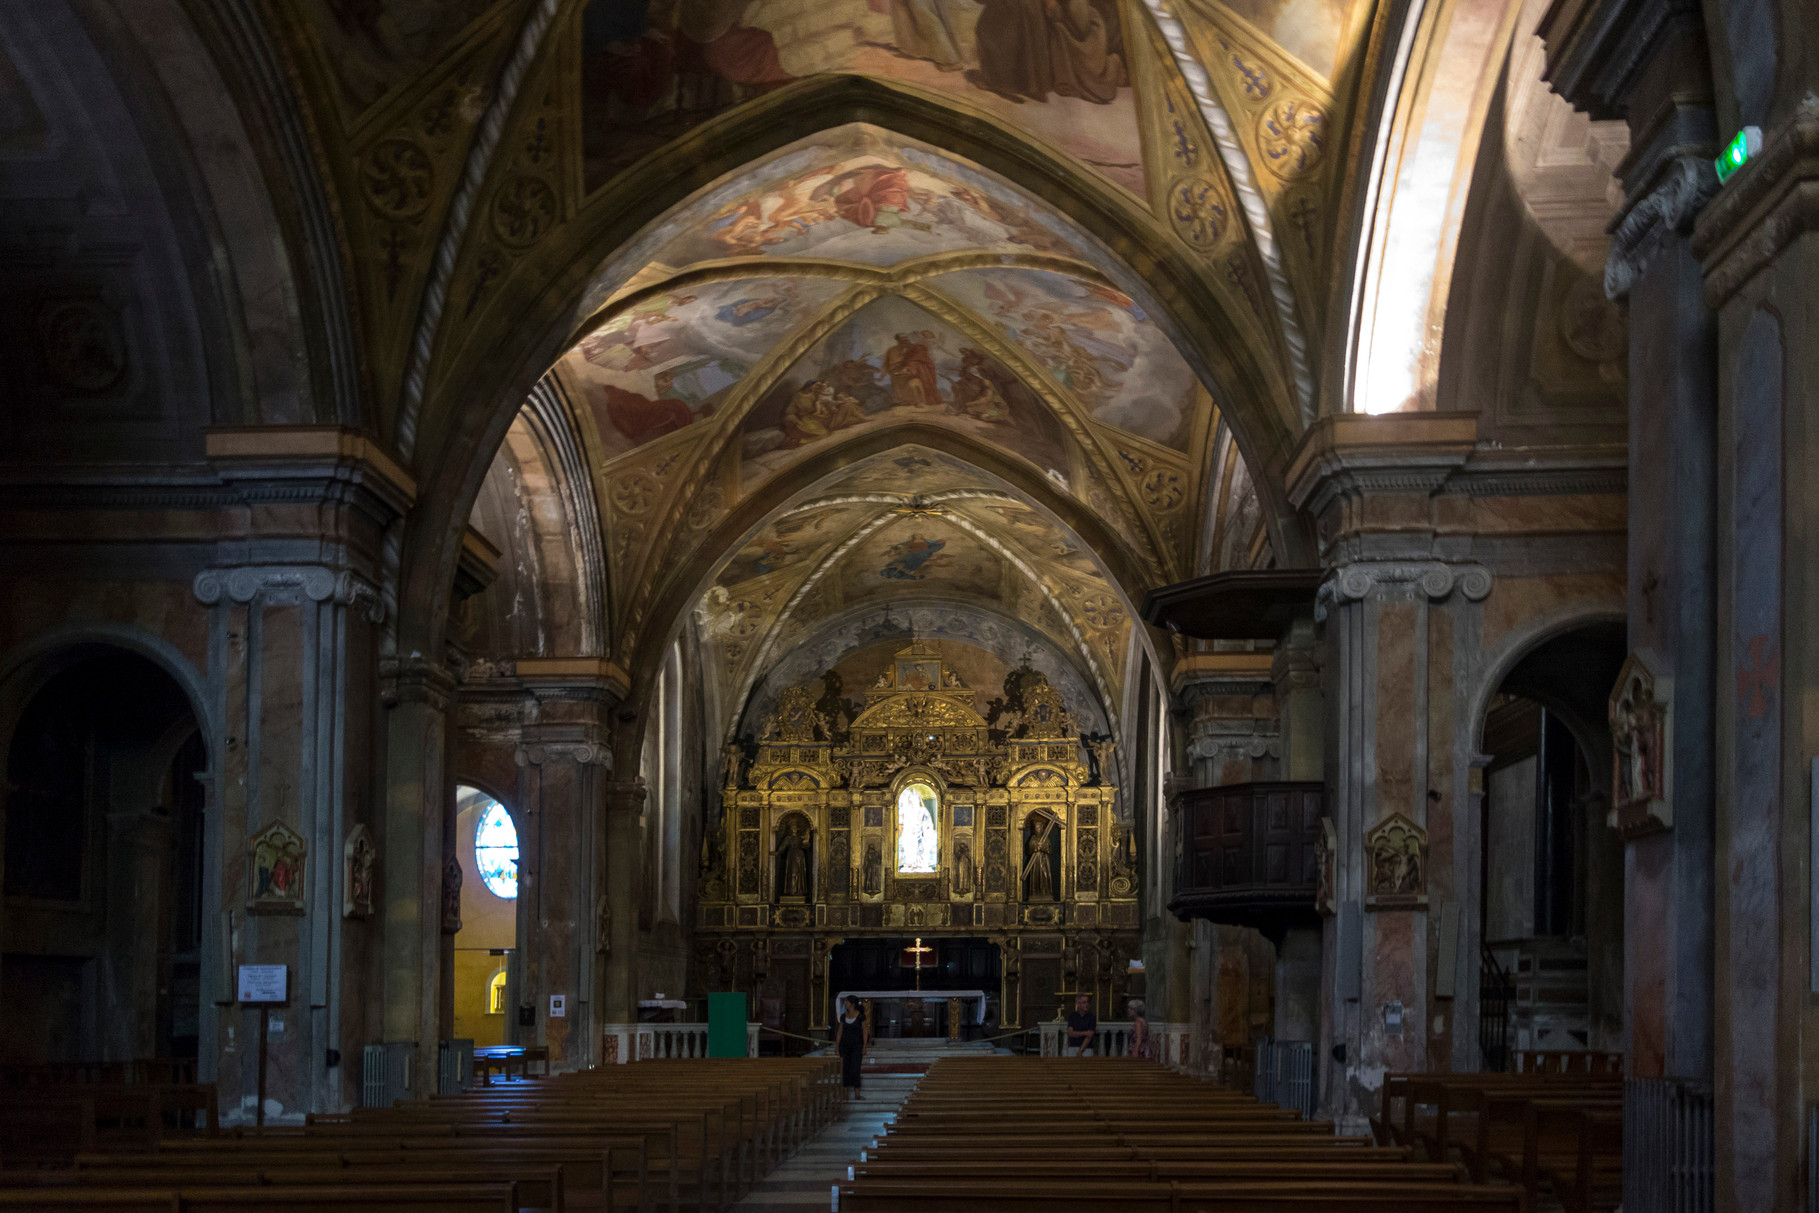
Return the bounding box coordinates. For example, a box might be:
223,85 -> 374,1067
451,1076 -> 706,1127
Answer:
1316,559 -> 1491,1126
1691,100 -> 1819,1213
514,735 -> 609,1069
600,777 -> 645,1025
381,658 -> 453,1102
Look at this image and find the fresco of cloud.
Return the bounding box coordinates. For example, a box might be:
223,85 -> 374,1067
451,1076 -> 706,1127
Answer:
930,268 -> 1199,450
737,294 -> 1071,486
556,276 -> 846,461
579,0 -> 1144,196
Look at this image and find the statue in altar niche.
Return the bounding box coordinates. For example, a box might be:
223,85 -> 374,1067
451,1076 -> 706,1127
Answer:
954,839 -> 973,896
776,816 -> 813,900
1022,812 -> 1059,901
862,840 -> 883,896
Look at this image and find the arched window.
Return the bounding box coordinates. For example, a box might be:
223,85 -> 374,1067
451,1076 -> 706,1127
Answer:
474,800 -> 519,899
896,782 -> 939,874
487,970 -> 508,1015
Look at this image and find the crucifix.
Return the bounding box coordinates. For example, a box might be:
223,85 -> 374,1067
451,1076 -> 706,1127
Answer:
902,936 -> 935,991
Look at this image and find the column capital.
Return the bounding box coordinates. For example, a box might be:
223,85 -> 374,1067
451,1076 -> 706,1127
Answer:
193,564 -> 385,621
1313,560 -> 1493,619
1694,100 -> 1819,308
515,740 -> 611,767
605,777 -> 646,812
380,655 -> 456,711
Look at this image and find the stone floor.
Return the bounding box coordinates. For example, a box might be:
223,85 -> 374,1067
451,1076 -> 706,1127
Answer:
729,1041 -> 999,1212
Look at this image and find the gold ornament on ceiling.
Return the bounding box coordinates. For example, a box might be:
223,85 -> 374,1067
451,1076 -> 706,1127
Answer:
1168,176 -> 1229,248
361,138 -> 434,219
1257,98 -> 1327,180
1141,468 -> 1186,511
610,472 -> 656,514
490,175 -> 558,249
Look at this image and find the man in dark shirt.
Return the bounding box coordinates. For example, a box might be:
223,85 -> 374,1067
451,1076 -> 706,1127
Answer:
1065,993 -> 1096,1056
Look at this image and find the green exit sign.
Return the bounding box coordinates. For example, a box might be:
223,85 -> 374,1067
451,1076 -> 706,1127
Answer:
1715,126 -> 1762,184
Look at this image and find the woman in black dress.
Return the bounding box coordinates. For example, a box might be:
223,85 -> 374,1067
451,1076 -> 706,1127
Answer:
835,996 -> 868,1100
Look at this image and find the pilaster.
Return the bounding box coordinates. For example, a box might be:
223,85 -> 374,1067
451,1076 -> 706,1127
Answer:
1691,98 -> 1819,1213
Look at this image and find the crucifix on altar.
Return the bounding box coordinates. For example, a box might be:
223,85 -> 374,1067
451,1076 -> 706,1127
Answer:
899,937 -> 935,990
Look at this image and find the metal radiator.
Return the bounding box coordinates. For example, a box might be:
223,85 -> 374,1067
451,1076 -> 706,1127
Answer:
1624,1076 -> 1713,1213
361,1042 -> 415,1108
1252,1037 -> 1315,1120
439,1039 -> 474,1095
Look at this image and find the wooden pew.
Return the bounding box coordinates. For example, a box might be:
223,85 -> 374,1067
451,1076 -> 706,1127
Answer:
0,1184 -> 515,1213
833,1178 -> 1522,1212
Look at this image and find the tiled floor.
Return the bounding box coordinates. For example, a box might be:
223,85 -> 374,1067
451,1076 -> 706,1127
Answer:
730,1041 -> 995,1212
728,1071 -> 919,1212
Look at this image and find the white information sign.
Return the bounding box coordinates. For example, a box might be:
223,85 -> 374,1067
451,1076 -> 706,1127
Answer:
549,994 -> 566,1018
237,964 -> 288,1004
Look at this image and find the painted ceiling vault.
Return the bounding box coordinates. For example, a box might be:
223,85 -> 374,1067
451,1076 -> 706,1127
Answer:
533,122 -> 1283,729
248,0 -> 1394,721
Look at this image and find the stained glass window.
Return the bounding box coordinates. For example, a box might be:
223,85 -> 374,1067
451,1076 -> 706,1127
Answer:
896,782 -> 939,874
475,800 -> 519,899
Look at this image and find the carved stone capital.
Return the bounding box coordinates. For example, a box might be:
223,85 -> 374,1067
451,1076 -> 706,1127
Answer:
1314,561 -> 1493,619
1604,154 -> 1719,298
193,564 -> 385,621
379,656 -> 457,712
515,741 -> 611,767
605,777 -> 647,813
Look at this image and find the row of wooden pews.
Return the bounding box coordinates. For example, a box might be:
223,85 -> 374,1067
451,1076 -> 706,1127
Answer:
1372,1060 -> 1624,1213
834,1056 -> 1523,1212
0,1055 -> 838,1213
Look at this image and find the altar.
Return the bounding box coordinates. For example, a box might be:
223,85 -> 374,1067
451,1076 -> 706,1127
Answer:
835,989 -> 989,1039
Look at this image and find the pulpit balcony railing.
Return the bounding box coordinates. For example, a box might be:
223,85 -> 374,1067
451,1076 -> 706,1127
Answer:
1169,781 -> 1325,937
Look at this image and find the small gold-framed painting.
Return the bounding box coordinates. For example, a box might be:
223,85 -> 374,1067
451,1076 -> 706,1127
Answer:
248,820 -> 306,915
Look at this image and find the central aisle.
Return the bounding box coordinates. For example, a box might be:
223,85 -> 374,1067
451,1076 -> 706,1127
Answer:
729,1040 -> 996,1212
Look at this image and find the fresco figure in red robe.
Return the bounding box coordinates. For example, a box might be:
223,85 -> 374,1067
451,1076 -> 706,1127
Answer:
884,333 -> 942,408
815,165 -> 932,234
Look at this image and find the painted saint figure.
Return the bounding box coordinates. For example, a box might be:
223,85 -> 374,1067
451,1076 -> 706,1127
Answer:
971,0 -> 1126,105
862,841 -> 884,895
781,380 -> 866,448
884,332 -> 942,407
951,348 -> 1011,422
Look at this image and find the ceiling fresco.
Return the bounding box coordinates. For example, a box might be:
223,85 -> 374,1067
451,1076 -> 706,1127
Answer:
640,140 -> 1088,269
554,276 -> 848,460
686,443 -> 1143,745
579,0 -> 1146,198
300,0 -> 503,115
925,267 -> 1199,451
735,294 -> 1073,488
1205,0 -> 1362,82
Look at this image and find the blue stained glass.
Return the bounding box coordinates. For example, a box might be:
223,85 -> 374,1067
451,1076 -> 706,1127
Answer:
475,801 -> 518,899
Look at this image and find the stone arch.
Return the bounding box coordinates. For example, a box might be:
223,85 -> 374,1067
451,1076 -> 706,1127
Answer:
0,635 -> 215,1066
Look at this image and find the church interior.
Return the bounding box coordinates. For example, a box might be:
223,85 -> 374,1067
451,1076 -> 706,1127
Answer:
0,0 -> 1812,1208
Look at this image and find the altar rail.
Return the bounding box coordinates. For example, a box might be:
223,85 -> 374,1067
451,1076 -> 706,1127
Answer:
1036,1020 -> 1135,1057
600,1021 -> 760,1062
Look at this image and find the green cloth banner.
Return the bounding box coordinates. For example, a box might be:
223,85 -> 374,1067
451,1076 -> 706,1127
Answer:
707,991 -> 749,1058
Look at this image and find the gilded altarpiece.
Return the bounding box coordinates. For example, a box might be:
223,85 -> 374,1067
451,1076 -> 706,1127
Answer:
695,644 -> 1140,1030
